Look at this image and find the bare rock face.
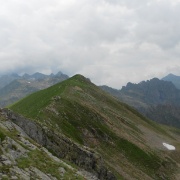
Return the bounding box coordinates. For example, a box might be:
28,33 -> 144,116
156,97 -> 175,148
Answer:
0,110 -> 100,180
3,108 -> 116,180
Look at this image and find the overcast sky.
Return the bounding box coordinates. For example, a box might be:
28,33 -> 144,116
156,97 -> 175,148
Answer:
0,0 -> 180,88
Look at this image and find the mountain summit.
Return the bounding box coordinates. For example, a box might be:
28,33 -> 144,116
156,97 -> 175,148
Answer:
162,73 -> 180,89
8,74 -> 180,179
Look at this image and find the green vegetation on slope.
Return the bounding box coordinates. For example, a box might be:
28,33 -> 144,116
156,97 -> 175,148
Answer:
0,130 -> 6,142
0,114 -> 85,179
9,74 -> 179,179
17,149 -> 83,180
0,72 -> 68,108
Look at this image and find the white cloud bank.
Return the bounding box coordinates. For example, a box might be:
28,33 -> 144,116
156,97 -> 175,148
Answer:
0,0 -> 180,88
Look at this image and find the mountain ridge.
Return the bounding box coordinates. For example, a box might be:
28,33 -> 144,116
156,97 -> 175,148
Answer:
162,73 -> 180,89
100,77 -> 180,128
0,71 -> 68,88
8,74 -> 180,179
0,71 -> 69,107
0,108 -> 100,179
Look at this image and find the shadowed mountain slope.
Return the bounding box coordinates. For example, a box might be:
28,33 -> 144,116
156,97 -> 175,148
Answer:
9,75 -> 180,179
101,78 -> 180,128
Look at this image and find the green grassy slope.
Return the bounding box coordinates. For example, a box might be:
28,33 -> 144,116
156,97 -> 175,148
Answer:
10,74 -> 180,179
0,74 -> 68,108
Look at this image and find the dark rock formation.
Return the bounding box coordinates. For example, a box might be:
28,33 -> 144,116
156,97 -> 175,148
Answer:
162,73 -> 180,89
100,78 -> 180,128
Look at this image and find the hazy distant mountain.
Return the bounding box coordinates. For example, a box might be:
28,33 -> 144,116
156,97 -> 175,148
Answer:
22,72 -> 48,80
120,78 -> 180,105
21,71 -> 68,80
0,71 -> 69,107
101,78 -> 180,128
162,73 -> 180,89
0,73 -> 21,89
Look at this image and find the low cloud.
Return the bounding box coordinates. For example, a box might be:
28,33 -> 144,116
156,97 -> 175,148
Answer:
0,0 -> 180,88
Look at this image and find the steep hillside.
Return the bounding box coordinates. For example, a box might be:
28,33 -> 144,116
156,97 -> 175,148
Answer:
162,73 -> 180,89
101,78 -> 180,128
9,75 -> 180,179
0,72 -> 69,107
0,110 -> 92,179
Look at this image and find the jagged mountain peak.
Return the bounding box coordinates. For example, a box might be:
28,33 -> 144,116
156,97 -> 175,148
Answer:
121,77 -> 178,97
101,77 -> 180,128
22,72 -> 47,80
31,72 -> 47,80
0,71 -> 69,107
163,73 -> 179,78
22,71 -> 69,80
55,71 -> 63,76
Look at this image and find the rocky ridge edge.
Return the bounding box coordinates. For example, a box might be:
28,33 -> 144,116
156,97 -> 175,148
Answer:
2,108 -> 116,180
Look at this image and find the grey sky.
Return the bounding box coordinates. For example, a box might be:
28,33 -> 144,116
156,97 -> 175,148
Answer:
0,0 -> 180,88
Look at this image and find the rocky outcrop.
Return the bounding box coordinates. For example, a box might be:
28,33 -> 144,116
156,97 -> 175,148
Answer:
2,108 -> 116,180
0,130 -> 58,179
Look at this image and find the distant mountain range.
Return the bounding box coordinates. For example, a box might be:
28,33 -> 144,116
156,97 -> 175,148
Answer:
1,71 -> 180,129
101,74 -> 180,128
0,72 -> 69,107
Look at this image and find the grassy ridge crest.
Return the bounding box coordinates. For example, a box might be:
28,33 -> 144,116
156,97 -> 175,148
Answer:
9,74 -> 179,179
